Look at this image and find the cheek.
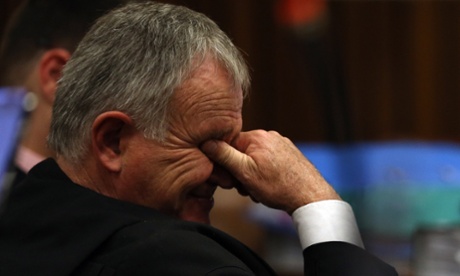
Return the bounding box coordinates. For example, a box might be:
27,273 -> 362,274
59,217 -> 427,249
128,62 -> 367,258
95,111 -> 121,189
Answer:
175,151 -> 214,185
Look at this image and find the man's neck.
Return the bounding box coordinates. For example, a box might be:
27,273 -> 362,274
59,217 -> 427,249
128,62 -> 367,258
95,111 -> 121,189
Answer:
56,157 -> 120,200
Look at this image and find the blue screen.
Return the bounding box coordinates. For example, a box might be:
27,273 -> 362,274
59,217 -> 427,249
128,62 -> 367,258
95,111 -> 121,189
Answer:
0,87 -> 27,205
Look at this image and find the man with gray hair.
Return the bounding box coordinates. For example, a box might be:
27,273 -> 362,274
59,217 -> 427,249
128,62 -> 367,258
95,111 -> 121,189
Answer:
0,2 -> 397,275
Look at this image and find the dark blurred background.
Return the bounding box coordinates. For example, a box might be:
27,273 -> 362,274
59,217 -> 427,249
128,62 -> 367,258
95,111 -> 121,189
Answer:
3,0 -> 460,143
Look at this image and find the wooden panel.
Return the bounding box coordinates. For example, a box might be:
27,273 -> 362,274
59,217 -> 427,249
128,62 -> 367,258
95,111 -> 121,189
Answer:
2,0 -> 460,141
329,0 -> 460,142
0,0 -> 26,54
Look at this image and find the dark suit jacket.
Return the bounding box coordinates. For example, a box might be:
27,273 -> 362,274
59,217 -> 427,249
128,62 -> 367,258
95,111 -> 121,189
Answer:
0,159 -> 397,275
11,165 -> 26,186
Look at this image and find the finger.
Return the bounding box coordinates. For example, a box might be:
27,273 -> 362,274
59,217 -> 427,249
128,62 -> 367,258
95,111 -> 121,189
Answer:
209,164 -> 240,190
201,140 -> 254,178
234,182 -> 250,196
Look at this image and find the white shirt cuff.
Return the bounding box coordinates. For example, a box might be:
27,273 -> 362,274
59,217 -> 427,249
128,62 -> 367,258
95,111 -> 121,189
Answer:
292,200 -> 364,249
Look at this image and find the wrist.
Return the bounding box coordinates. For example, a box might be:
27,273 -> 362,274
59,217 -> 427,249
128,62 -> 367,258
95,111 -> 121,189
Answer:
287,187 -> 341,214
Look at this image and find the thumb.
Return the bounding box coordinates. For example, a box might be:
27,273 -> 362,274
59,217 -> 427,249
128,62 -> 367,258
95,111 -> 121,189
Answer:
200,140 -> 253,179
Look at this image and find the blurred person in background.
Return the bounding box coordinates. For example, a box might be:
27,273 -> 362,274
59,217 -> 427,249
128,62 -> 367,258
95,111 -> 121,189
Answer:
0,0 -> 127,185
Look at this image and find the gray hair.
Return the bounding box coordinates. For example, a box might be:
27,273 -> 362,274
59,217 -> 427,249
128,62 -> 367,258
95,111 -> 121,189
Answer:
48,2 -> 249,164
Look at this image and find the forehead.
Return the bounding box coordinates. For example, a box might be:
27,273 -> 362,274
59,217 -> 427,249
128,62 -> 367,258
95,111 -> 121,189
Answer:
169,57 -> 243,142
174,56 -> 243,109
186,57 -> 237,91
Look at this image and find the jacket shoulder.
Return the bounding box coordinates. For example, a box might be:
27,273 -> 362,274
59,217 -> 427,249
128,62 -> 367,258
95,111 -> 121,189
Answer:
77,221 -> 273,276
303,241 -> 398,276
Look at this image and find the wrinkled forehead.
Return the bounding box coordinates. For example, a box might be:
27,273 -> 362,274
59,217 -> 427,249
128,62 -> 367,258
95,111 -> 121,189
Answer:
186,53 -> 245,96
174,56 -> 243,104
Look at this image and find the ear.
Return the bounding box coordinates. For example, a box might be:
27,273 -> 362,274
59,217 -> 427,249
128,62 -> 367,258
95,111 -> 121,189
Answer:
38,48 -> 71,105
92,111 -> 134,173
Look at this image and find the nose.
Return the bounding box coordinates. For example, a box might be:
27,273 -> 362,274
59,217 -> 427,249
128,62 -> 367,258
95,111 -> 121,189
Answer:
208,163 -> 237,189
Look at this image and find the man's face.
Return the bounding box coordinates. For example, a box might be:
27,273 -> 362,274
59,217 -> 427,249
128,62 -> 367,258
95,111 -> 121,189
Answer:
121,57 -> 243,224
